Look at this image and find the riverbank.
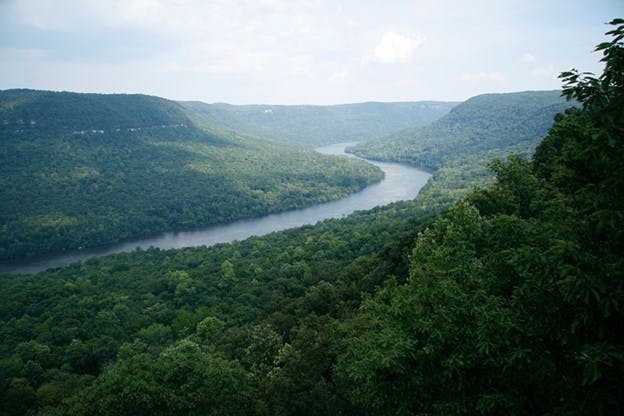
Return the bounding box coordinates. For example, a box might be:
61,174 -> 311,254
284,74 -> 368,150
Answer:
0,143 -> 430,274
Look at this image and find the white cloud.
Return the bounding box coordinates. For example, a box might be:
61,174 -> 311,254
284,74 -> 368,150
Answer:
522,52 -> 536,63
157,63 -> 233,74
0,47 -> 51,60
460,72 -> 506,82
369,32 -> 425,64
531,64 -> 556,77
1,0 -> 612,104
329,69 -> 349,81
290,54 -> 315,78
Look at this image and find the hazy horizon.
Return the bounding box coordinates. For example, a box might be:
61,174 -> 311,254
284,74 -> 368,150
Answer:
1,86 -> 566,107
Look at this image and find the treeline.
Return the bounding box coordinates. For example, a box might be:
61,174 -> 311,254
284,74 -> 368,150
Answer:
0,198 -> 436,415
349,90 -> 569,171
1,19 -> 623,416
0,92 -> 383,261
182,100 -> 457,147
0,90 -> 190,134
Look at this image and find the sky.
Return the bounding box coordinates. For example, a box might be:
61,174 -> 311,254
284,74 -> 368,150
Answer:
0,0 -> 621,104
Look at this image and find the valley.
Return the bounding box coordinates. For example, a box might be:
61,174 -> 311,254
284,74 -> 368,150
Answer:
0,20 -> 622,416
1,143 -> 431,274
181,100 -> 457,147
0,90 -> 387,261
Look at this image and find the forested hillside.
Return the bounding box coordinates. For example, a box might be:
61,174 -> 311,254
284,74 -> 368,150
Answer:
0,90 -> 383,261
336,21 -> 624,413
349,90 -> 568,170
0,19 -> 622,416
349,90 -> 573,207
0,90 -> 189,133
181,100 -> 457,147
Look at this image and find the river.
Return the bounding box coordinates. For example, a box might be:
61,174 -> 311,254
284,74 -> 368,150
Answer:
0,142 -> 431,275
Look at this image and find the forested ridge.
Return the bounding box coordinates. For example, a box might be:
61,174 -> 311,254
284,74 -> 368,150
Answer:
181,100 -> 457,147
0,90 -> 383,261
0,90 -> 189,133
349,89 -> 574,208
349,90 -> 569,171
1,19 -> 623,416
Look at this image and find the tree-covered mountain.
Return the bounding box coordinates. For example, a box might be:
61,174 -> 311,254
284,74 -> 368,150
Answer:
349,90 -> 574,207
1,19 -> 622,416
0,90 -> 383,261
349,90 -> 569,170
336,21 -> 624,413
181,100 -> 457,147
0,89 -> 189,133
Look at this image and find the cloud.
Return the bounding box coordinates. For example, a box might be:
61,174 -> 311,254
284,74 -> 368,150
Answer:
0,47 -> 51,60
531,64 -> 556,77
157,63 -> 234,74
1,0 -> 610,104
329,68 -> 349,81
522,52 -> 536,63
369,32 -> 425,64
460,72 -> 506,82
290,54 -> 314,78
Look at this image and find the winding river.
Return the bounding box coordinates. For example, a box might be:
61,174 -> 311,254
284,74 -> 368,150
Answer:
1,143 -> 431,275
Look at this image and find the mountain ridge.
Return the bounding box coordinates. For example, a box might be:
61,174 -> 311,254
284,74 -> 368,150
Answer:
181,99 -> 458,146
0,89 -> 192,134
0,89 -> 383,261
348,90 -> 574,208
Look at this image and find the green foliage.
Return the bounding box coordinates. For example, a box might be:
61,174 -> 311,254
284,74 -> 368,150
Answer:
0,89 -> 189,134
338,154 -> 622,413
560,18 -> 624,125
182,100 -> 457,147
0,90 -> 383,260
336,20 -> 624,415
1,19 -> 623,416
350,91 -> 569,171
350,90 -> 573,209
0,197 -> 433,415
64,339 -> 253,416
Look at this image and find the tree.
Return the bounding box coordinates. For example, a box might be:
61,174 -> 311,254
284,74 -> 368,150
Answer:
64,340 -> 253,416
547,18 -> 624,213
336,19 -> 624,415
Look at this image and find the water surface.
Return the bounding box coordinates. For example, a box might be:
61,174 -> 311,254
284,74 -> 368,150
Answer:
1,142 -> 430,274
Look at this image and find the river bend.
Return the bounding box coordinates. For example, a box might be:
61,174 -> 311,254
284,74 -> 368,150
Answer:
1,142 -> 431,274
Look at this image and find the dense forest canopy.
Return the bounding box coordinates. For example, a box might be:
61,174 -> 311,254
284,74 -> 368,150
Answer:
181,100 -> 457,147
348,90 -> 574,208
352,91 -> 568,170
337,21 -> 624,414
348,90 -> 569,170
0,90 -> 383,261
0,18 -> 622,416
0,90 -> 190,133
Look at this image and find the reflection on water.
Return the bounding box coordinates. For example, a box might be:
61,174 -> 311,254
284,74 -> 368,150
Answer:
1,142 -> 431,274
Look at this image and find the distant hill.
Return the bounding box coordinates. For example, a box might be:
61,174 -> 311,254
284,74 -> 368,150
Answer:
349,90 -> 574,206
0,89 -> 191,133
349,90 -> 570,170
181,100 -> 457,147
0,89 -> 382,261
